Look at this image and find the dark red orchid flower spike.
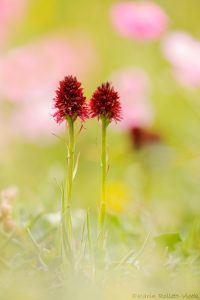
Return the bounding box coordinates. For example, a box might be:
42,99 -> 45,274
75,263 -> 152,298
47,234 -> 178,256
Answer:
53,75 -> 88,123
89,82 -> 122,123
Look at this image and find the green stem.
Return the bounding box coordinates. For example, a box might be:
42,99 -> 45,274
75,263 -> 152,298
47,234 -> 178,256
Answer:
66,117 -> 75,210
98,117 -> 108,236
61,117 -> 75,266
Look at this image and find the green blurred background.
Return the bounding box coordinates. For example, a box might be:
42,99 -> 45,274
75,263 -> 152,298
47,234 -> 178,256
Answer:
1,0 -> 200,234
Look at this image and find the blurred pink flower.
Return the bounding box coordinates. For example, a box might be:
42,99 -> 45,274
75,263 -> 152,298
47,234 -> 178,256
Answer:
0,0 -> 27,44
0,35 -> 97,142
162,31 -> 200,88
0,35 -> 96,103
111,68 -> 154,130
110,1 -> 169,41
12,100 -> 64,142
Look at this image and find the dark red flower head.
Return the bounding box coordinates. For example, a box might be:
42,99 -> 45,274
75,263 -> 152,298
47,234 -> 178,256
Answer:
89,82 -> 122,122
53,75 -> 88,123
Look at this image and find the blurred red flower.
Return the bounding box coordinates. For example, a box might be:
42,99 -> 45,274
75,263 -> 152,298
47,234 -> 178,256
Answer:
130,127 -> 160,149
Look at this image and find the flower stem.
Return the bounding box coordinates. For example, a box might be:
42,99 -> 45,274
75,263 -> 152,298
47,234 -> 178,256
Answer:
98,117 -> 108,240
66,117 -> 75,210
61,117 -> 75,266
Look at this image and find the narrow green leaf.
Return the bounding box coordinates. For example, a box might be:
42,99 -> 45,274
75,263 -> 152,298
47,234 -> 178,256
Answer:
73,152 -> 80,180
